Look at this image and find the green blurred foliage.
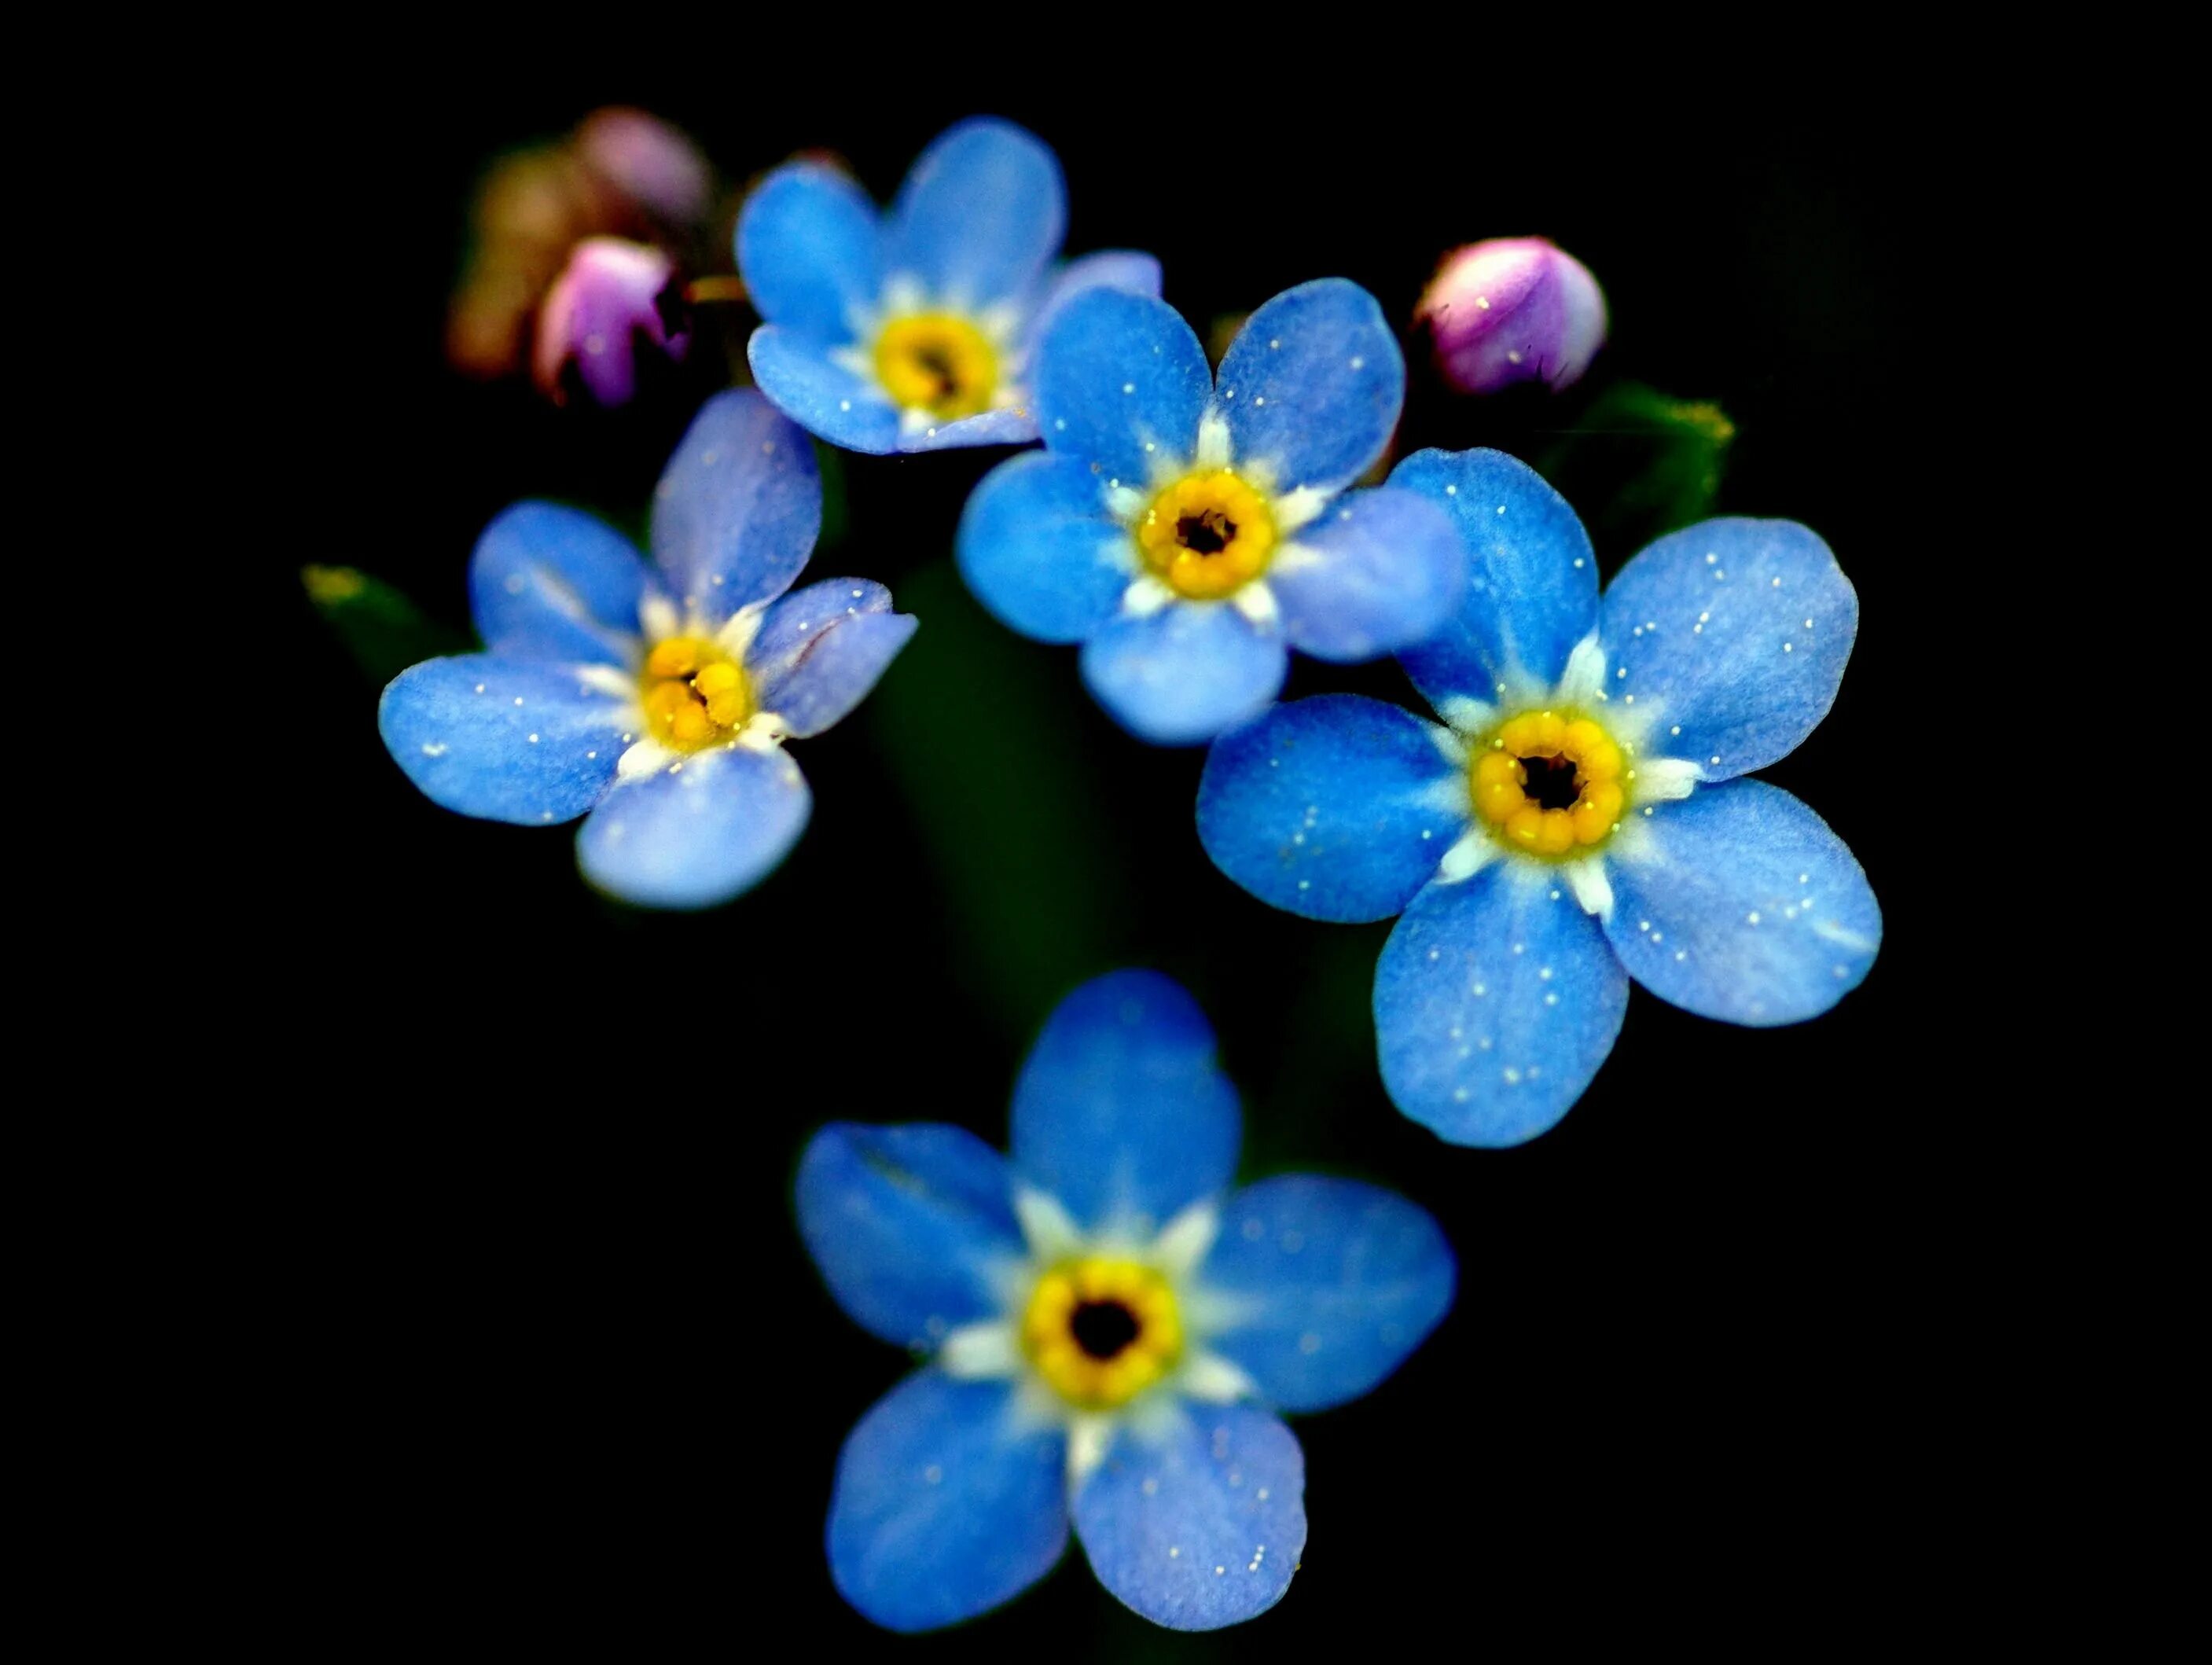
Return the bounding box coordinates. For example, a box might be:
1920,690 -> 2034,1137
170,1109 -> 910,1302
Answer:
302,564 -> 469,685
865,561 -> 1138,1040
1534,380 -> 1734,564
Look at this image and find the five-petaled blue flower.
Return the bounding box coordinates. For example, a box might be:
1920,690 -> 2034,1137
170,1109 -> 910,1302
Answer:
737,117 -> 1161,454
1197,448 -> 1882,1145
796,970 -> 1454,1633
955,279 -> 1466,744
377,390 -> 915,909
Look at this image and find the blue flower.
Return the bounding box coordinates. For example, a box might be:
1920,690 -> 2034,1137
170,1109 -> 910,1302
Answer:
377,390 -> 915,910
1196,449 -> 1881,1146
737,117 -> 1161,454
796,970 -> 1454,1633
955,279 -> 1466,744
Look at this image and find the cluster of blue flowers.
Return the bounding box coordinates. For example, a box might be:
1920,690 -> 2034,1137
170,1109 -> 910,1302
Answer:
378,116 -> 1882,1634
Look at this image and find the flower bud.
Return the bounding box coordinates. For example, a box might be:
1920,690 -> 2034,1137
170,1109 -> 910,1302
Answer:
532,237 -> 689,406
1416,237 -> 1606,395
573,107 -> 712,227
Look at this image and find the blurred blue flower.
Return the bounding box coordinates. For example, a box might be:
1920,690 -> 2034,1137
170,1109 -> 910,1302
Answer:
1198,449 -> 1880,1146
956,279 -> 1466,744
377,390 -> 915,909
796,970 -> 1453,1633
737,117 -> 1159,454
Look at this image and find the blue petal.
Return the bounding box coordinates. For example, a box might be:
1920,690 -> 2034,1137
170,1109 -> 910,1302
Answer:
735,162 -> 883,340
1600,518 -> 1857,777
795,1123 -> 1025,1350
1374,866 -> 1629,1146
467,502 -> 646,665
378,654 -> 626,826
1602,779 -> 1880,1025
1073,1403 -> 1305,1631
828,1371 -> 1068,1634
895,405 -> 1038,453
1034,288 -> 1211,483
1215,279 -> 1402,492
887,118 -> 1064,308
1010,970 -> 1240,1235
1080,603 -> 1288,748
1200,1176 -> 1455,1413
575,742 -> 810,910
1196,696 -> 1461,924
1023,251 -> 1164,353
748,577 -> 917,737
1271,485 -> 1467,662
1390,447 -> 1600,707
649,389 -> 823,617
747,326 -> 906,455
955,452 -> 1132,645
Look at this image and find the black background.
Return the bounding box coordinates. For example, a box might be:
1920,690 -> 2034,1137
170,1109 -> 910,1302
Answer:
282,75 -> 1953,1655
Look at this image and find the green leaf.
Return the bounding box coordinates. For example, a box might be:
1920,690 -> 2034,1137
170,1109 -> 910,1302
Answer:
302,565 -> 470,684
1534,381 -> 1735,562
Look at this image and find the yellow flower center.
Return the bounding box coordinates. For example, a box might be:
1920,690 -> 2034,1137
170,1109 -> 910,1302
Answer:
640,634 -> 753,751
1135,469 -> 1278,600
873,313 -> 999,419
1472,708 -> 1630,858
1020,1257 -> 1184,1410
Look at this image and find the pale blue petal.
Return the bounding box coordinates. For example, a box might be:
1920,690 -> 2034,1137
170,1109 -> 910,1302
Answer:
896,405 -> 1038,453
1196,695 -> 1461,924
575,742 -> 810,910
1074,1404 -> 1305,1631
1034,288 -> 1211,482
1216,279 -> 1402,492
1601,518 -> 1857,777
1390,447 -> 1600,707
1374,867 -> 1629,1146
1602,779 -> 1880,1025
1023,251 -> 1164,352
467,502 -> 646,665
795,1123 -> 1024,1350
749,577 -> 916,737
649,389 -> 822,618
887,118 -> 1064,308
955,451 -> 1131,645
378,654 -> 626,827
829,1372 -> 1068,1634
1200,1176 -> 1455,1413
747,326 -> 904,454
735,163 -> 883,340
1272,485 -> 1467,662
1080,603 -> 1288,748
766,612 -> 914,737
1010,970 -> 1240,1236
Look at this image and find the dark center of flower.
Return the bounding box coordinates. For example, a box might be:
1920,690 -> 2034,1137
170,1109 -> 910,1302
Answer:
1176,509 -> 1237,557
1070,1299 -> 1141,1360
914,346 -> 960,400
1520,752 -> 1582,812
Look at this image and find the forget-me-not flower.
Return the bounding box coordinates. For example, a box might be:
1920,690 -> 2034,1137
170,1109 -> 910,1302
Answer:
737,117 -> 1160,454
1197,448 -> 1880,1145
796,970 -> 1454,1632
377,390 -> 914,909
955,279 -> 1466,744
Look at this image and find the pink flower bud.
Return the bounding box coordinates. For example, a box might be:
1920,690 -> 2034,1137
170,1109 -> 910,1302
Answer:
573,107 -> 712,227
1416,237 -> 1607,395
532,237 -> 689,406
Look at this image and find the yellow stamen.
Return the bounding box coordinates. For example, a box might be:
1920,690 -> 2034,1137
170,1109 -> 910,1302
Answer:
1135,469 -> 1279,600
873,313 -> 999,419
1020,1257 -> 1184,1411
638,634 -> 754,752
1472,706 -> 1634,858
